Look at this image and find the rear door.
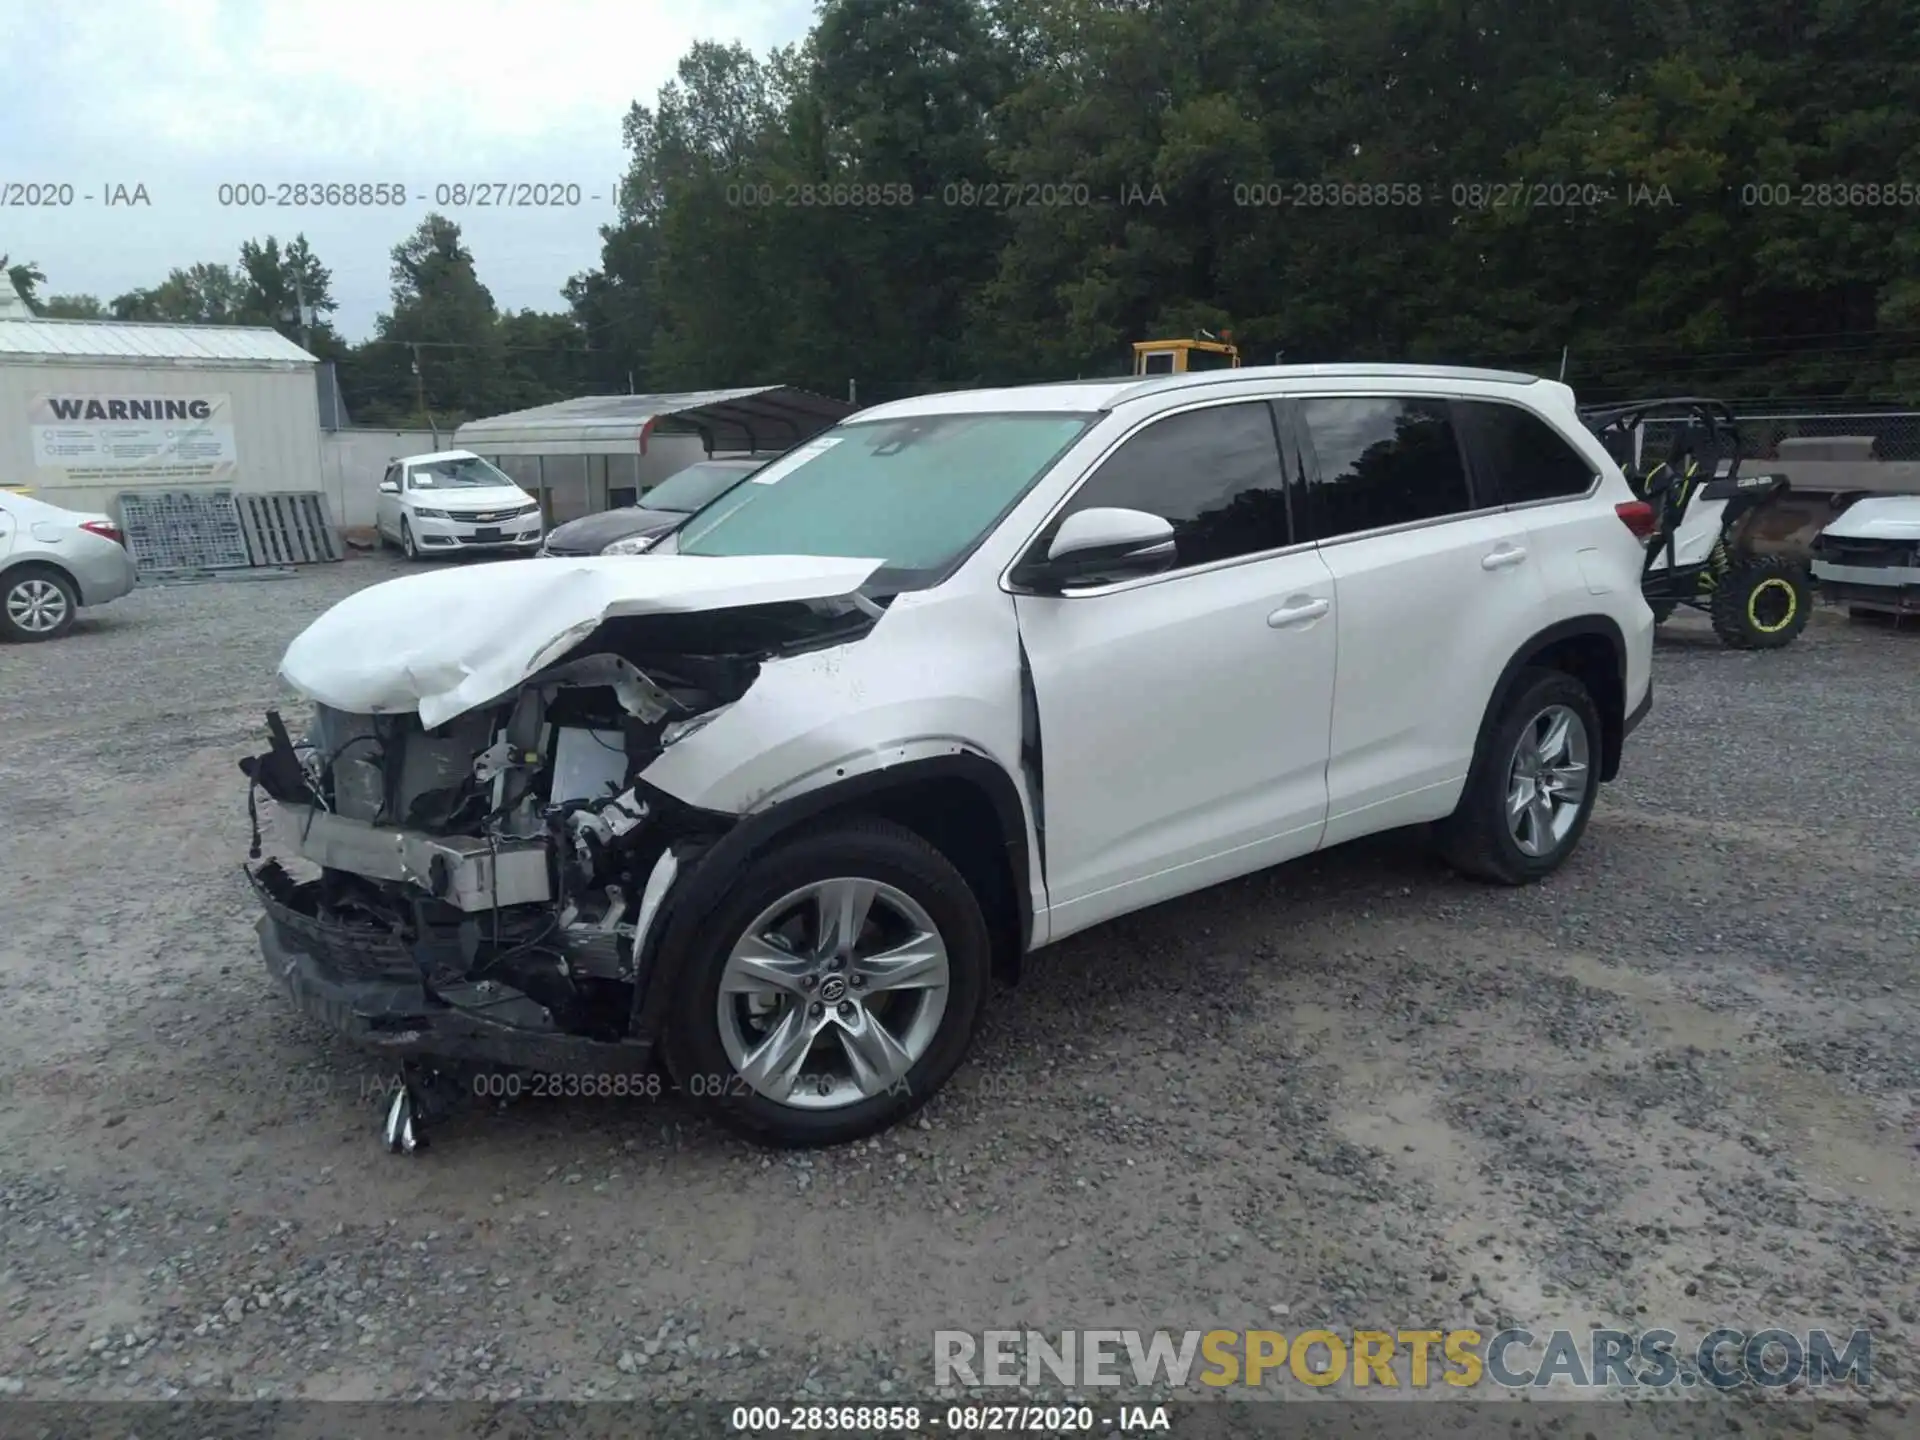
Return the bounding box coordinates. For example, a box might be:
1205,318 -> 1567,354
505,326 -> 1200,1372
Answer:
1452,397 -> 1626,606
1292,393 -> 1547,844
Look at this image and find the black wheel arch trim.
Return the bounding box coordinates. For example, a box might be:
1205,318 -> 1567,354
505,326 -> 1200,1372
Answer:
625,752 -> 1035,1040
1480,615 -> 1632,783
1624,681 -> 1652,738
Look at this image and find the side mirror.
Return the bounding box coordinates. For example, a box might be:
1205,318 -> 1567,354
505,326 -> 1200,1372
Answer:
1013,507 -> 1177,592
378,480 -> 400,494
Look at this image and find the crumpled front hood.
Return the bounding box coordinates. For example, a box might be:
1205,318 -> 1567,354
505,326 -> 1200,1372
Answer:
1822,496 -> 1920,542
279,553 -> 883,727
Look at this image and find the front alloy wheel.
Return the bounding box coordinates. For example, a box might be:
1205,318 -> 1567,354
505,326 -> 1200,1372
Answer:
663,818 -> 990,1146
719,878 -> 950,1107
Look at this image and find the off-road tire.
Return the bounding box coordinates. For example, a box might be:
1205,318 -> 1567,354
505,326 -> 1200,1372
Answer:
1711,555 -> 1810,649
660,818 -> 991,1147
1434,667 -> 1604,886
0,564 -> 79,642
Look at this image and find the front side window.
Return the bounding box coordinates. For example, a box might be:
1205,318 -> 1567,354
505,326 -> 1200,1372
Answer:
674,412 -> 1095,589
1454,400 -> 1598,504
1041,400 -> 1293,571
1297,397 -> 1473,539
408,455 -> 516,490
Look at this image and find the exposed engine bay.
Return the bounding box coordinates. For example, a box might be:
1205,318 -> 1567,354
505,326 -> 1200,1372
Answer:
241,598 -> 876,1061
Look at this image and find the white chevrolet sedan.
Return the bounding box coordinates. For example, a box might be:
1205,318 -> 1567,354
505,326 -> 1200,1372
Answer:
374,450 -> 543,560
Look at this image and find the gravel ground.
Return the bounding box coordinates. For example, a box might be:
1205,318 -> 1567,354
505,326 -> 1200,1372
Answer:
0,554 -> 1915,1432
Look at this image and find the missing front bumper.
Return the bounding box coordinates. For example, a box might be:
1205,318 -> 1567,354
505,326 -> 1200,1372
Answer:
271,801 -> 550,912
249,862 -> 655,1073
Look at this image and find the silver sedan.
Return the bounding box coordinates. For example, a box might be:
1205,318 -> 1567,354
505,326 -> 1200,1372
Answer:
0,489 -> 139,641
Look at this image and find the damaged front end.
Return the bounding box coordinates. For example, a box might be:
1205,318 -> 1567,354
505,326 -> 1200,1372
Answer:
240,596 -> 878,1113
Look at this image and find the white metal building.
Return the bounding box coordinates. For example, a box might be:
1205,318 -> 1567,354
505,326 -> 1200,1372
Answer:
0,272 -> 324,517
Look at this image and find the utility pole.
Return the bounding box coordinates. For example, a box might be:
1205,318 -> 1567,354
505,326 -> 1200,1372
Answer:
294,274 -> 312,352
411,343 -> 435,443
848,378 -> 858,406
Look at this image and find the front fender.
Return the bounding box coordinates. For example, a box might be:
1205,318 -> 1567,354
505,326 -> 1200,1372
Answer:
635,587 -> 1048,940
637,589 -> 1027,818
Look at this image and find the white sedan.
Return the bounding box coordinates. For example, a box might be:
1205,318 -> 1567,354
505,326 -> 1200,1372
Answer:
0,489 -> 139,641
374,450 -> 544,560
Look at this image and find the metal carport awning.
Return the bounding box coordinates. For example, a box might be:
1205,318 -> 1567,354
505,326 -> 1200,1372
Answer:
452,386 -> 856,458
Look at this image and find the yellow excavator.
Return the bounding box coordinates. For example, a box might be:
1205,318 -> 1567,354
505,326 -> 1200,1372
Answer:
1131,330 -> 1242,375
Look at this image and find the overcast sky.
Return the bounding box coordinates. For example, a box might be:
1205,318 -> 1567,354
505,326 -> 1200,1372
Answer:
1,0 -> 814,339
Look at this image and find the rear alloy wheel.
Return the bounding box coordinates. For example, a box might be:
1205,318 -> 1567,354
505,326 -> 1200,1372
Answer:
1711,555 -> 1810,649
663,819 -> 989,1146
1,567 -> 78,642
1435,668 -> 1602,885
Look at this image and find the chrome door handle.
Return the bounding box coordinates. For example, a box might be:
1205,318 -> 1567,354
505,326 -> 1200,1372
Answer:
1268,597 -> 1330,628
1482,545 -> 1528,570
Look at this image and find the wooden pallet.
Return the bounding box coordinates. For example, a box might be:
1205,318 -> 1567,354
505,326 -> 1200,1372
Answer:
234,492 -> 343,566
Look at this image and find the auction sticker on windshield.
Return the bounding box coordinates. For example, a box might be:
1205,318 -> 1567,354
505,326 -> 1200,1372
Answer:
751,436 -> 841,484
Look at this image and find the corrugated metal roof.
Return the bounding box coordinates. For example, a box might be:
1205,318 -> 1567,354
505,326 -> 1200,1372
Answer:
0,316 -> 318,366
455,386 -> 855,456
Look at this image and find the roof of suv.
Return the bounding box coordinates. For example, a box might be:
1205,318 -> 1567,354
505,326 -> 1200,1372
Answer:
852,364 -> 1545,422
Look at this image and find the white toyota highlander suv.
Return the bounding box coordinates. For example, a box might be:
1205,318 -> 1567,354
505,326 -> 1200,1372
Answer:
243,364 -> 1655,1150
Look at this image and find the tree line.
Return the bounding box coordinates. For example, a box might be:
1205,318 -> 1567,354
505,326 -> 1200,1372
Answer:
10,0 -> 1920,425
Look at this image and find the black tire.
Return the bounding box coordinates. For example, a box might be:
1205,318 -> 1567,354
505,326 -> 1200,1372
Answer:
1647,599 -> 1677,624
660,817 -> 991,1147
0,564 -> 79,642
400,518 -> 420,561
1710,554 -> 1810,649
1434,667 -> 1604,886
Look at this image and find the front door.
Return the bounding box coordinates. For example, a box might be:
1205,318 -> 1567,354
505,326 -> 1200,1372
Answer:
1012,399 -> 1339,941
375,464 -> 402,539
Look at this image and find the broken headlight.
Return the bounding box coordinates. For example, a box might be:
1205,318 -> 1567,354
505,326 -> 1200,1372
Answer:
660,704 -> 732,747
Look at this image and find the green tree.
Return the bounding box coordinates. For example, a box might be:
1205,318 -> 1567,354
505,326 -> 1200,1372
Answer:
39,294 -> 105,318
2,255 -> 45,308
342,215 -> 511,427
112,263 -> 248,323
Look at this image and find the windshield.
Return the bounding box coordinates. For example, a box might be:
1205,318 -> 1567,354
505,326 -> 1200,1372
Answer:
409,456 -> 515,489
674,412 -> 1094,585
641,461 -> 758,513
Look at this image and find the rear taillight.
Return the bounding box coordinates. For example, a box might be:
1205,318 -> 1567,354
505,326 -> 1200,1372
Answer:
1614,500 -> 1657,543
80,520 -> 126,547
